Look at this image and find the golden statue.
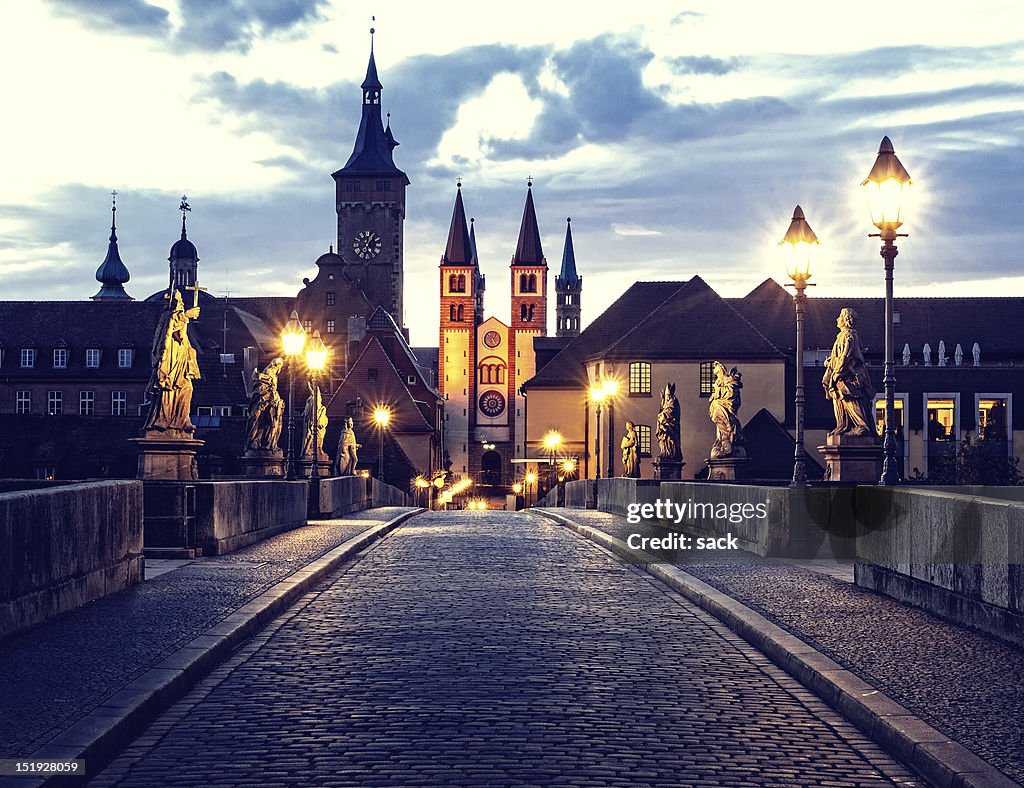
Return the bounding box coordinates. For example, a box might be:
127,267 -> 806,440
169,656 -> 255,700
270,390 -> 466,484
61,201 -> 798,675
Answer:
244,358 -> 284,451
142,288 -> 201,436
621,421 -> 640,478
709,362 -> 746,459
822,308 -> 875,437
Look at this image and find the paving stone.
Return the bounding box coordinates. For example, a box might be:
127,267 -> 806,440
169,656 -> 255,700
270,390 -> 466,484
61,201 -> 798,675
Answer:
93,511 -> 916,786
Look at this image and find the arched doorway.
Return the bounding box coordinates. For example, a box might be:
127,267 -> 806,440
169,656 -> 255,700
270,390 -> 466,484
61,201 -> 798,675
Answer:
480,450 -> 502,487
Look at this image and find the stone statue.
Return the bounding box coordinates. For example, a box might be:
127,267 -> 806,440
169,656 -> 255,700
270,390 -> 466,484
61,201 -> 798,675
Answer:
973,343 -> 981,367
142,288 -> 201,436
923,343 -> 932,366
300,382 -> 328,459
708,362 -> 746,459
244,358 -> 284,451
938,340 -> 948,367
656,383 -> 682,462
333,416 -> 361,476
954,344 -> 963,367
621,421 -> 640,478
902,343 -> 911,366
821,308 -> 875,437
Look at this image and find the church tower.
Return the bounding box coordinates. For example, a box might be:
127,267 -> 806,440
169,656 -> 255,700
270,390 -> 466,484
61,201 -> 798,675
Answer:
509,180 -> 548,459
555,217 -> 582,337
92,192 -> 132,301
439,183 -> 479,476
332,28 -> 409,325
168,196 -> 199,293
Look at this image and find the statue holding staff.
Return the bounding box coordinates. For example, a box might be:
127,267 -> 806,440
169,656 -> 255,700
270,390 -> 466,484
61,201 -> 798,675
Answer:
244,358 -> 284,451
142,287 -> 201,436
708,362 -> 746,459
822,307 -> 875,437
334,416 -> 361,476
301,381 -> 328,459
621,421 -> 640,478
656,383 -> 682,462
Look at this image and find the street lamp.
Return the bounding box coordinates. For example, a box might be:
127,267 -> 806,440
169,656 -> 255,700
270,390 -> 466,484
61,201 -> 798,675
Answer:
414,475 -> 429,508
559,456 -> 577,481
304,330 -> 328,515
589,386 -> 606,480
780,205 -> 819,487
602,379 -> 619,478
542,430 -> 563,498
525,471 -> 537,507
374,407 -> 392,483
862,136 -> 912,485
280,311 -> 307,480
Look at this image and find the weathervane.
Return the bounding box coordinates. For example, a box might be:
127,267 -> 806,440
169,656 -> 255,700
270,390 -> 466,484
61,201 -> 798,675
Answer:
457,176 -> 462,188
179,194 -> 191,235
527,175 -> 533,188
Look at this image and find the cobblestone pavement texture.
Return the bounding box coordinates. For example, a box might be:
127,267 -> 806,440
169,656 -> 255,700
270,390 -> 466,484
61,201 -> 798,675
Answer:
556,508 -> 1024,784
94,511 -> 918,787
0,508 -> 411,758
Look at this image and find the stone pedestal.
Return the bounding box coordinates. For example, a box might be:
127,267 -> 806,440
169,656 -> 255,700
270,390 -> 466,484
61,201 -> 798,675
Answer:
298,452 -> 332,479
817,433 -> 882,483
241,448 -> 285,478
131,435 -> 204,481
706,455 -> 749,481
653,459 -> 685,481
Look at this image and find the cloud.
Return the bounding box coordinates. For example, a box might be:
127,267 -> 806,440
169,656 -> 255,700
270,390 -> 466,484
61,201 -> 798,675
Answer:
47,0 -> 169,35
668,55 -> 744,76
671,11 -> 704,24
175,0 -> 329,52
612,223 -> 662,237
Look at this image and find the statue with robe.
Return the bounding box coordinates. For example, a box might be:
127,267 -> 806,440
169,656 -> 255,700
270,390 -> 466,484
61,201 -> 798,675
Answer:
621,421 -> 640,478
333,416 -> 361,476
708,362 -> 746,459
656,383 -> 682,462
244,358 -> 284,451
142,288 -> 201,436
821,308 -> 875,437
300,382 -> 328,459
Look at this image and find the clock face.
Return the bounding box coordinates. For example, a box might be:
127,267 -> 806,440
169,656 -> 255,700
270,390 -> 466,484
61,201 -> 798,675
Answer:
353,230 -> 382,260
479,389 -> 506,418
483,330 -> 501,349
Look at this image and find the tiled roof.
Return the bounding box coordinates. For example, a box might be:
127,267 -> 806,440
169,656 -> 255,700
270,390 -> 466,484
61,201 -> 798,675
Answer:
441,187 -> 473,266
512,186 -> 544,266
523,282 -> 682,388
599,276 -> 784,360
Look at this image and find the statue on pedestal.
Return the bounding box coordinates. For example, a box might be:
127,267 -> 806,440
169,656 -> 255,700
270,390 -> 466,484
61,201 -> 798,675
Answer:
656,383 -> 682,462
301,382 -> 328,459
709,362 -> 746,459
244,358 -> 284,451
142,288 -> 201,437
822,308 -> 875,437
621,421 -> 640,478
334,416 -> 361,476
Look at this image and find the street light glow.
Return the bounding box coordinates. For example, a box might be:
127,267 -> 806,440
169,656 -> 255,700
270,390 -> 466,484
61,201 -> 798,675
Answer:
560,457 -> 577,474
862,136 -> 912,233
543,431 -> 563,450
602,380 -> 619,397
304,330 -> 327,371
589,386 -> 605,404
512,482 -> 523,494
780,205 -> 818,283
415,476 -> 429,488
525,471 -> 537,484
374,407 -> 392,426
281,310 -> 307,357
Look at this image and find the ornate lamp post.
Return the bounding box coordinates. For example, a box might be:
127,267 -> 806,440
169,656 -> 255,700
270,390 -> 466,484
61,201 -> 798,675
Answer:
304,330 -> 327,516
589,386 -> 606,479
780,206 -> 819,487
281,311 -> 307,480
374,407 -> 392,483
602,380 -> 619,478
543,430 -> 562,495
525,471 -> 537,507
862,136 -> 912,485
414,475 -> 429,508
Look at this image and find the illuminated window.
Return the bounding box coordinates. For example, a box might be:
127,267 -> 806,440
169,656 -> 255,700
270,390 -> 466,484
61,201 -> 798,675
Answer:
926,398 -> 956,442
20,349 -> 35,368
699,361 -> 713,397
978,397 -> 1009,442
629,362 -> 651,395
636,424 -> 652,457
326,320 -> 335,334
874,398 -> 905,439
112,391 -> 127,416
86,348 -> 100,368
47,391 -> 62,415
53,348 -> 67,368
303,320 -> 312,333
118,349 -> 133,368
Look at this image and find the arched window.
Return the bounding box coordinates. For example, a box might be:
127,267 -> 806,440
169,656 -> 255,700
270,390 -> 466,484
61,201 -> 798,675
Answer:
528,304 -> 535,321
519,273 -> 528,293
528,274 -> 537,292
457,304 -> 464,321
449,305 -> 457,321
449,274 -> 458,292
457,274 -> 466,292
520,304 -> 528,321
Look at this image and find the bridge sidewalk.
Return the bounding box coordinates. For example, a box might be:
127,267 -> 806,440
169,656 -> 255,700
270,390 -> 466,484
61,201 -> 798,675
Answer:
539,507 -> 1024,786
0,507 -> 419,783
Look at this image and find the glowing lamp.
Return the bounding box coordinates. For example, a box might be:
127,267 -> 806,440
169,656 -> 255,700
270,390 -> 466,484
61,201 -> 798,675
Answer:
281,311 -> 306,357
512,482 -> 523,494
602,379 -> 619,397
415,476 -> 429,489
560,457 -> 577,474
543,431 -> 563,451
862,136 -> 912,233
525,471 -> 537,484
589,386 -> 605,404
779,205 -> 818,284
374,408 -> 391,426
304,330 -> 327,371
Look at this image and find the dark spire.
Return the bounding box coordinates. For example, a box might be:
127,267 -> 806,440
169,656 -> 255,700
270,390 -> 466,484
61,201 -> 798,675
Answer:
558,217 -> 579,282
442,181 -> 473,266
469,216 -> 479,266
92,190 -> 133,301
333,24 -> 408,182
512,179 -> 544,266
384,112 -> 399,152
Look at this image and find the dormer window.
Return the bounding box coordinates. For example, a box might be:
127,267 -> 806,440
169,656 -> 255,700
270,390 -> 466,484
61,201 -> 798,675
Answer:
20,348 -> 35,368
86,348 -> 100,368
118,348 -> 133,368
53,348 -> 67,368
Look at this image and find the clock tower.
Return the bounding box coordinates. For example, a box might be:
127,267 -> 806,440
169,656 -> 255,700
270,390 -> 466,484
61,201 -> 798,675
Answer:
332,31 -> 409,326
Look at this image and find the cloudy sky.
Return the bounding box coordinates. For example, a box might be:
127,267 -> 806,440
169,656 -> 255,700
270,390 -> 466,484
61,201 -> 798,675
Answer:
1,1 -> 1022,346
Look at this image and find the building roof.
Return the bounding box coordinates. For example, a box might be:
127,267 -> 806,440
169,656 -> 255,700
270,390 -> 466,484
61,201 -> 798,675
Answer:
600,276 -> 784,361
511,184 -> 545,267
557,217 -> 579,283
523,281 -> 681,388
441,186 -> 473,266
169,213 -> 198,261
93,204 -> 132,301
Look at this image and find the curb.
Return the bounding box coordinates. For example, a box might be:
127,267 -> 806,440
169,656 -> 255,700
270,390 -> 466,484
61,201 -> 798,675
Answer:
18,508 -> 424,788
536,508 -> 1019,788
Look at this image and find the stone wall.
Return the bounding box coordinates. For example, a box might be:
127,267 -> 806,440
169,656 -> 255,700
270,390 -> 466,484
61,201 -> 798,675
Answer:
316,475 -> 408,518
193,480 -> 308,556
0,480 -> 144,638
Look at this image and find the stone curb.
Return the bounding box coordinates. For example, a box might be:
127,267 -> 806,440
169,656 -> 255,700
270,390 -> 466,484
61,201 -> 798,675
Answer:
536,509 -> 1020,788
14,508 -> 425,788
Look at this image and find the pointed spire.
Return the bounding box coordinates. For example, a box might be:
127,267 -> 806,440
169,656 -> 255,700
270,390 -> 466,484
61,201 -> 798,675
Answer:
362,21 -> 382,92
512,179 -> 544,266
92,190 -> 133,301
559,217 -> 578,282
442,181 -> 473,266
469,217 -> 479,266
384,112 -> 399,152
169,194 -> 199,262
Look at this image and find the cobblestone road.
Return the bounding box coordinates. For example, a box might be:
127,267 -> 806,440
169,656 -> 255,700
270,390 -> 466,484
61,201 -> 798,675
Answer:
94,511 -> 918,787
